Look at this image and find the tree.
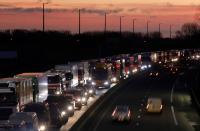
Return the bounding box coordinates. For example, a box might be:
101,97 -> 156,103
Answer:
181,23 -> 199,38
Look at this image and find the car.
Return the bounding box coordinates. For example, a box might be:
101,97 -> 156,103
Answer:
9,112 -> 39,131
149,72 -> 159,77
23,103 -> 50,131
146,97 -> 163,113
63,91 -> 82,110
65,89 -> 88,107
111,105 -> 131,122
46,95 -> 74,118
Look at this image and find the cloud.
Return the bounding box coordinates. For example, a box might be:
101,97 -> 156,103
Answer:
128,8 -> 138,12
165,2 -> 173,7
0,7 -> 123,15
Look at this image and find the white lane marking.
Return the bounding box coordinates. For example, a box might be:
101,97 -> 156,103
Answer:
171,106 -> 178,126
171,84 -> 175,104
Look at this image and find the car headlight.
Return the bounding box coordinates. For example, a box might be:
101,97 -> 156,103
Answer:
61,111 -> 66,116
77,98 -> 81,102
39,125 -> 46,131
56,91 -> 60,95
112,77 -> 117,82
88,77 -> 92,81
92,82 -> 96,85
82,97 -> 86,102
68,106 -> 73,111
89,89 -> 93,93
104,81 -> 109,85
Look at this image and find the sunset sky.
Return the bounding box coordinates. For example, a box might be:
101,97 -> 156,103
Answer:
0,0 -> 200,37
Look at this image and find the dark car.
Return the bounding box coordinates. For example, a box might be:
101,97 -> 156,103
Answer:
64,89 -> 87,108
23,103 -> 50,131
48,103 -> 65,128
46,95 -> 74,117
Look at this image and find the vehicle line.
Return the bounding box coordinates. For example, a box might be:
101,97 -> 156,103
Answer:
171,105 -> 178,126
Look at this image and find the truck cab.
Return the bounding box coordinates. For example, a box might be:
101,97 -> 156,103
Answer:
47,74 -> 62,95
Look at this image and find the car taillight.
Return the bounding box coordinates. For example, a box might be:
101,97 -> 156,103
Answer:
146,104 -> 149,109
160,105 -> 163,110
112,110 -> 116,116
128,111 -> 131,117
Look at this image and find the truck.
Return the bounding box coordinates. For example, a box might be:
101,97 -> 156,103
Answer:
90,62 -> 111,89
55,63 -> 79,88
46,73 -> 63,95
0,78 -> 33,119
14,73 -> 48,103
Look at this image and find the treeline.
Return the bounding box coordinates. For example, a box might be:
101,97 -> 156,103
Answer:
0,22 -> 199,75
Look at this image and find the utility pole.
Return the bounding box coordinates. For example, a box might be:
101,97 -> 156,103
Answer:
133,19 -> 136,33
147,21 -> 150,37
170,24 -> 172,39
78,9 -> 81,35
104,12 -> 107,33
42,3 -> 45,32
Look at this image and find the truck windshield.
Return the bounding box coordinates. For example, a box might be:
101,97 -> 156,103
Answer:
48,75 -> 60,84
0,93 -> 17,106
92,68 -> 108,80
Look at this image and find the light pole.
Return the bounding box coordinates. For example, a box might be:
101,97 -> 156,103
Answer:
146,21 -> 150,37
170,24 -> 172,39
42,2 -> 48,32
133,19 -> 136,33
120,16 -> 124,34
104,12 -> 107,33
78,9 -> 81,35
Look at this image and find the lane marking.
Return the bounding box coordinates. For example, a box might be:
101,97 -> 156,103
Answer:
171,106 -> 178,126
170,84 -> 175,104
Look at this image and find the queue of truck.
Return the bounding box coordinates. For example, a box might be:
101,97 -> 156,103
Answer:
0,55 -> 145,131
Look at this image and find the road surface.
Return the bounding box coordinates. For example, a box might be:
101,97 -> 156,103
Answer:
70,65 -> 200,131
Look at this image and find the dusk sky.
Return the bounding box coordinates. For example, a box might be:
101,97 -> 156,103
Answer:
0,0 -> 200,37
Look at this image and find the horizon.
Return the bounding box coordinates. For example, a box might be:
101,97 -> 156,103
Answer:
0,0 -> 200,37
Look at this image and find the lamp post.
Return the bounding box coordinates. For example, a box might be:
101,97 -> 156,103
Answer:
133,19 -> 136,33
120,16 -> 124,34
146,21 -> 150,37
104,12 -> 107,32
42,2 -> 48,32
78,9 -> 81,35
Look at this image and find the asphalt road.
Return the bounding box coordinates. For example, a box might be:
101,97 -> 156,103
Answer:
70,65 -> 200,131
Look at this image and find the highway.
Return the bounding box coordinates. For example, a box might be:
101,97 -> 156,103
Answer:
70,65 -> 200,131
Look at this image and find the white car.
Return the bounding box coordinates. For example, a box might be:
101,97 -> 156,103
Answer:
146,97 -> 163,113
111,105 -> 131,122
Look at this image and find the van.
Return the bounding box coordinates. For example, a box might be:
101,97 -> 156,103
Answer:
146,97 -> 163,113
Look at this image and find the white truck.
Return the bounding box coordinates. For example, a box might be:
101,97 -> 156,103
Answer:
14,73 -> 48,103
0,78 -> 33,120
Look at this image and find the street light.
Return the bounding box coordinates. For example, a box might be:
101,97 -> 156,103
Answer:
104,12 -> 107,33
120,16 -> 124,34
146,20 -> 150,37
170,24 -> 173,39
78,9 -> 81,35
42,2 -> 48,32
132,19 -> 136,33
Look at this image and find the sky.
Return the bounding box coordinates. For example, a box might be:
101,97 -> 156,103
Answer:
0,0 -> 200,37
